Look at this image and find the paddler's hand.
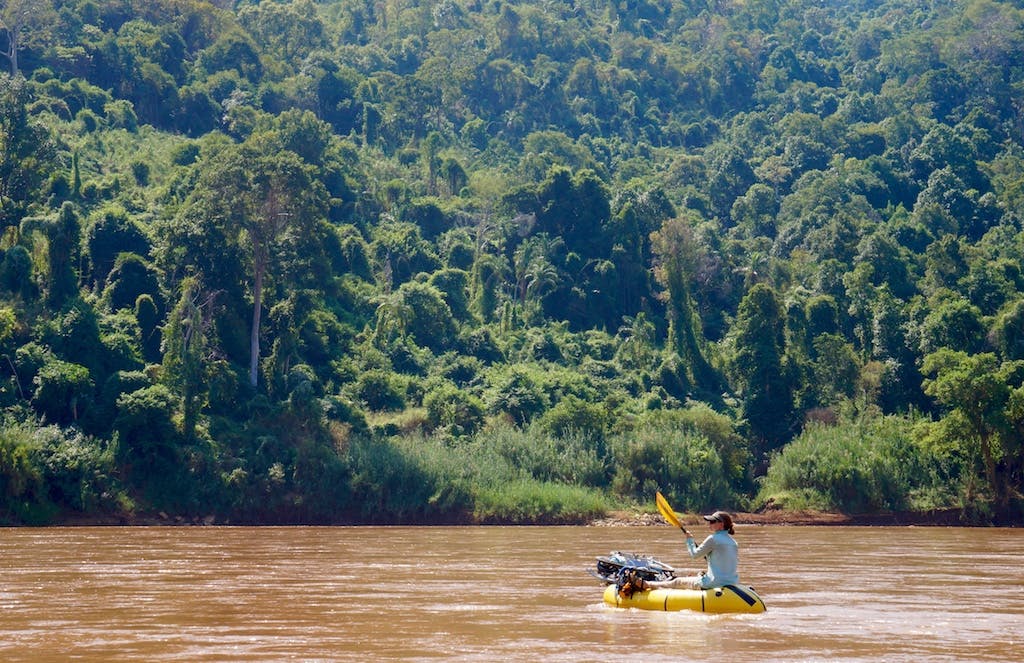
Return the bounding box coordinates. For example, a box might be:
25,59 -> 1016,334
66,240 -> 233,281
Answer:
681,526 -> 691,538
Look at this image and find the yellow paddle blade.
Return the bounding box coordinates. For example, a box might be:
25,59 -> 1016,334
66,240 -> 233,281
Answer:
655,491 -> 682,529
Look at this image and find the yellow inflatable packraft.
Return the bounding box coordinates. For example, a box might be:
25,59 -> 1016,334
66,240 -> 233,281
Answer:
603,583 -> 766,613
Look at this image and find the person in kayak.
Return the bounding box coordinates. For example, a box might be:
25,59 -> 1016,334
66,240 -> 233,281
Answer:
644,510 -> 739,590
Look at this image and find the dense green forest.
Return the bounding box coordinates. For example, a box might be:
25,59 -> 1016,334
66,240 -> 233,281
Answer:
1,0 -> 1023,525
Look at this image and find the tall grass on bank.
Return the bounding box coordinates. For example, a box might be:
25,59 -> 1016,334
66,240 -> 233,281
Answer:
346,425 -> 613,523
345,420 -> 742,523
472,480 -> 608,524
346,433 -> 474,522
461,424 -> 611,522
755,415 -> 956,513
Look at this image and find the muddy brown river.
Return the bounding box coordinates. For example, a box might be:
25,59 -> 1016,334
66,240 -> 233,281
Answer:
1,525 -> 1021,661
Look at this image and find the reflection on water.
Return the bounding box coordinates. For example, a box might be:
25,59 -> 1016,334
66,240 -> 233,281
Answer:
1,525 -> 1022,661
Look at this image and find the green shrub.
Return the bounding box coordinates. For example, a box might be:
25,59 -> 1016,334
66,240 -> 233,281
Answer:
634,404 -> 751,492
104,100 -> 137,131
423,383 -> 485,436
0,418 -> 127,524
343,427 -> 611,523
32,359 -> 93,425
521,327 -> 564,362
537,394 -> 608,441
756,416 -> 954,513
14,342 -> 50,384
354,369 -> 405,411
0,421 -> 46,523
170,141 -> 200,166
482,364 -> 549,425
135,294 -> 161,362
322,395 -> 369,436
458,326 -> 504,363
396,281 -> 457,353
93,370 -> 151,434
31,425 -> 122,514
102,253 -> 161,313
1,245 -> 35,299
428,268 -> 471,321
98,310 -> 144,375
114,385 -> 181,491
43,300 -> 104,378
435,353 -> 483,386
609,424 -> 736,512
0,306 -> 14,346
130,160 -> 150,186
77,108 -> 100,132
84,205 -> 152,288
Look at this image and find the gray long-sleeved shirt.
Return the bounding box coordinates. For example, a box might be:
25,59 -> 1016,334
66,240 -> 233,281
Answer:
686,529 -> 739,587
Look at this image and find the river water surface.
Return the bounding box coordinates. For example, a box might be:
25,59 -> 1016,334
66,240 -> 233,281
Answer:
1,525 -> 1021,661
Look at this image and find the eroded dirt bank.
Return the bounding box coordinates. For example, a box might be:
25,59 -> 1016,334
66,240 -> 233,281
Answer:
588,507 -> 1001,527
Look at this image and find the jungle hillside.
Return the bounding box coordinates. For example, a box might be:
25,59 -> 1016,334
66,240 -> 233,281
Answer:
2,0 -> 1023,525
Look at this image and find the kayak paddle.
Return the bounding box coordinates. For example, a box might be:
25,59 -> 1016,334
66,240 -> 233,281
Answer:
656,491 -> 691,538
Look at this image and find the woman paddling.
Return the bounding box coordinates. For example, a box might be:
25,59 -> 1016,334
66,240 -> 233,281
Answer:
645,510 -> 740,590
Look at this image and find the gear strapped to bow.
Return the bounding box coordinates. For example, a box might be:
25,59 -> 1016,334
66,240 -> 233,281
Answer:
616,568 -> 651,598
590,551 -> 675,597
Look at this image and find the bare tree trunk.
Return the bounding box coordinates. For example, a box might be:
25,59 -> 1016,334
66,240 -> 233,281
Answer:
250,261 -> 264,388
2,29 -> 18,76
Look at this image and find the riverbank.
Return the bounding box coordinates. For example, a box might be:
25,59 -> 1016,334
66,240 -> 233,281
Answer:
588,507 -> 1000,527
45,504 -> 1020,527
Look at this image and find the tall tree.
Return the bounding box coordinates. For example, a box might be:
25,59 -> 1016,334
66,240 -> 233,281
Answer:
921,350 -> 1022,507
237,0 -> 327,66
181,135 -> 327,388
651,214 -> 717,392
513,233 -> 562,321
46,203 -> 80,308
0,76 -> 55,230
0,0 -> 56,77
729,283 -> 795,458
162,276 -> 210,443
